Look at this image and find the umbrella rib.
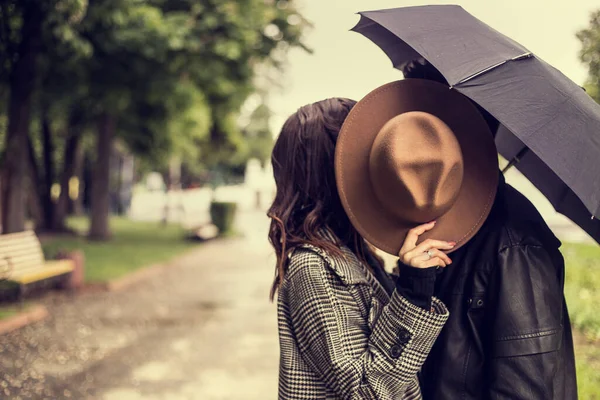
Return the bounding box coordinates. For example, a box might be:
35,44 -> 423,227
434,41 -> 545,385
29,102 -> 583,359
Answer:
451,52 -> 533,87
501,147 -> 530,174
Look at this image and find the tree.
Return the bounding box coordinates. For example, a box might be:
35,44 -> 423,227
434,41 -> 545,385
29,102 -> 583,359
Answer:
156,0 -> 309,167
578,10 -> 600,102
0,0 -> 309,239
0,0 -> 88,233
0,2 -> 44,233
244,101 -> 275,166
75,0 -> 179,239
80,0 -> 309,239
31,11 -> 92,232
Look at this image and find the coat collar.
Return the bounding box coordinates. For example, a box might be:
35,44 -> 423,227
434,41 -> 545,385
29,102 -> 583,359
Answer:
299,241 -> 369,286
298,229 -> 392,301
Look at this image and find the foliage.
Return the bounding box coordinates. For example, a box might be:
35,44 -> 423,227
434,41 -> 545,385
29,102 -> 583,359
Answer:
0,0 -> 309,235
563,242 -> 600,340
168,84 -> 213,163
0,0 -> 92,233
72,0 -> 307,168
0,306 -> 18,320
209,201 -> 238,235
574,333 -> 600,399
243,102 -> 275,165
0,0 -> 308,163
156,0 -> 309,166
0,0 -> 90,129
41,216 -> 195,282
578,10 -> 600,103
71,0 -> 308,166
0,0 -> 90,80
545,242 -> 600,396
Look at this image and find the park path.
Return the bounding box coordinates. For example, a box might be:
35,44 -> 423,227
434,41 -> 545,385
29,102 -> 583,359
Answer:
0,211 -> 279,400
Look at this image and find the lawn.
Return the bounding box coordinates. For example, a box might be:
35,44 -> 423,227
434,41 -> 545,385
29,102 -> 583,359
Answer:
0,305 -> 18,320
563,242 -> 600,340
575,332 -> 600,399
41,217 -> 197,283
563,241 -> 600,398
0,302 -> 34,321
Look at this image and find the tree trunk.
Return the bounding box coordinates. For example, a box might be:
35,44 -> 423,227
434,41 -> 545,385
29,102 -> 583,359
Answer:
26,134 -> 43,230
26,180 -> 43,231
53,127 -> 82,231
115,154 -> 123,215
82,152 -> 93,213
71,146 -> 85,216
1,6 -> 43,234
89,113 -> 114,240
0,178 -> 3,231
39,110 -> 55,230
119,154 -> 134,216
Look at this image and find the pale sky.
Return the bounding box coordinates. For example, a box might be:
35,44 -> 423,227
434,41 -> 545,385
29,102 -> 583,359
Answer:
269,0 -> 598,131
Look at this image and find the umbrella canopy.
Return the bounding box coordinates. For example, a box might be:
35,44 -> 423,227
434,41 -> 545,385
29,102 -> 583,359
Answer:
353,5 -> 600,243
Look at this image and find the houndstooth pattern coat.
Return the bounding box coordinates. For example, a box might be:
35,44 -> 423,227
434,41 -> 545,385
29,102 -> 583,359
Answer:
277,241 -> 449,400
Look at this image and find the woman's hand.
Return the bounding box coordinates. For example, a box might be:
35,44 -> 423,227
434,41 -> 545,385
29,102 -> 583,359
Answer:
398,221 -> 455,269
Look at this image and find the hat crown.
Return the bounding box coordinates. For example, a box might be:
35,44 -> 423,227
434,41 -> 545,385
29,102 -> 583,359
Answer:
368,111 -> 464,223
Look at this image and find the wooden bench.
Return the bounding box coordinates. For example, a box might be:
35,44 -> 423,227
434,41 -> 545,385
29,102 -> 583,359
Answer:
0,231 -> 75,301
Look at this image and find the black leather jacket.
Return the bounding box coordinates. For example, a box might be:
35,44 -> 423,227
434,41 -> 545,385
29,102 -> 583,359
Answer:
420,176 -> 578,399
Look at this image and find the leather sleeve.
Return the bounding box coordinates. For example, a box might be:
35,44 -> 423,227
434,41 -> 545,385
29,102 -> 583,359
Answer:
487,244 -> 563,399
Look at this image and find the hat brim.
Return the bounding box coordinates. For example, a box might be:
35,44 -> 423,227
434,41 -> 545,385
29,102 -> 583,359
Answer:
335,79 -> 499,255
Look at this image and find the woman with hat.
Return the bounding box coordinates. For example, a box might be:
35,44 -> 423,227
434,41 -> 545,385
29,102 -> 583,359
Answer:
269,77 -> 496,399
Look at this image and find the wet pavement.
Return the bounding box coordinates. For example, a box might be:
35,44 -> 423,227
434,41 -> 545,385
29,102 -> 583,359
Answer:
0,211 -> 278,400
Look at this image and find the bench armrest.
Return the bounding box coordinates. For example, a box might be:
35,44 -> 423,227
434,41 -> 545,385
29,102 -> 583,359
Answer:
0,256 -> 13,281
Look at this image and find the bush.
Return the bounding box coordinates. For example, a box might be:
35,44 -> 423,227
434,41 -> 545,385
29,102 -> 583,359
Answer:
209,201 -> 237,236
0,280 -> 19,302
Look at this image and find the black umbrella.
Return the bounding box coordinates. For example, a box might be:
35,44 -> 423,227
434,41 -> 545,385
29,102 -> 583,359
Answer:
353,5 -> 600,243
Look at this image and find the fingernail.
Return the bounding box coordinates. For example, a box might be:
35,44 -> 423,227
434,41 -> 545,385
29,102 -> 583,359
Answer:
449,241 -> 456,246
429,220 -> 437,225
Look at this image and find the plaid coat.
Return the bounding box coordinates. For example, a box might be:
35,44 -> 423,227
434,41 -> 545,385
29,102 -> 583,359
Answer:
277,242 -> 449,400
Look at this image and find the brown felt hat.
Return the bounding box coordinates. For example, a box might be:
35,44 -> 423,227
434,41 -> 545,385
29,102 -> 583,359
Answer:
335,79 -> 499,255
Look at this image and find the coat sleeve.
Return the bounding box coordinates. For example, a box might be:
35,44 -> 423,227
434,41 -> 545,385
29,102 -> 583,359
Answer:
486,244 -> 564,399
286,252 -> 448,399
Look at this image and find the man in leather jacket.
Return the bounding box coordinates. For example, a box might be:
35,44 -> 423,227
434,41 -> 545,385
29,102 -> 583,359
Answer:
405,61 -> 578,399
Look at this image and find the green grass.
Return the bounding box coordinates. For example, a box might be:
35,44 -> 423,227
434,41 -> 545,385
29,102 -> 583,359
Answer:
0,302 -> 33,321
41,217 -> 197,283
563,242 -> 600,340
562,242 -> 600,397
0,306 -> 18,320
575,333 -> 600,399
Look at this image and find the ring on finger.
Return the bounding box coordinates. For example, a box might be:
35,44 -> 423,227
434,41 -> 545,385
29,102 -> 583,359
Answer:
424,249 -> 434,260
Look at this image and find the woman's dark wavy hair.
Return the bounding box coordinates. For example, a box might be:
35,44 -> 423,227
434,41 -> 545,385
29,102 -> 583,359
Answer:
267,98 -> 381,300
